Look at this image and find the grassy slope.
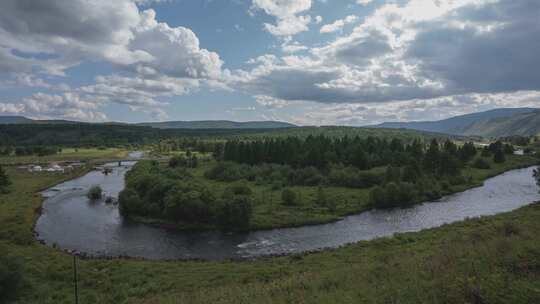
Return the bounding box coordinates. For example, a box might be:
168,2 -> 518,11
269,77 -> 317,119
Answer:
463,111 -> 540,137
135,155 -> 538,230
1,164 -> 540,303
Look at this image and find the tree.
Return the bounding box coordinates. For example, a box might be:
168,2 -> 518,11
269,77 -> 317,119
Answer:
87,186 -> 103,200
402,161 -> 422,183
423,139 -> 440,174
493,148 -> 506,163
0,165 -> 11,193
118,188 -> 143,215
438,152 -> 461,177
217,195 -> 253,229
459,142 -> 477,162
534,167 -> 540,191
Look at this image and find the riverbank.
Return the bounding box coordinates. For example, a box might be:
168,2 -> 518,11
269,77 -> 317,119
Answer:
126,154 -> 539,232
2,164 -> 540,302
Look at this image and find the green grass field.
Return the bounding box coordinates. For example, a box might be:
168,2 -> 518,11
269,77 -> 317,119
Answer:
1,162 -> 540,303
0,148 -> 128,165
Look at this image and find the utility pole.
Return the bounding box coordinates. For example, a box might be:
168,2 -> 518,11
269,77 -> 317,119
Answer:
73,254 -> 79,304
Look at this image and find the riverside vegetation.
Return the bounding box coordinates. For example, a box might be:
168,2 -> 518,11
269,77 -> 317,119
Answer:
119,136 -> 537,230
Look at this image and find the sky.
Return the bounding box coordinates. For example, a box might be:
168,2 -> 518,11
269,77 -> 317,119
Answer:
0,0 -> 539,125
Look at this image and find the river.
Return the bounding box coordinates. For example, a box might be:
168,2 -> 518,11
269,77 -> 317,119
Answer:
34,160 -> 540,260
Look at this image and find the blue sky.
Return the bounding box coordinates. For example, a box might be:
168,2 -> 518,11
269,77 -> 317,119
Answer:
0,0 -> 539,125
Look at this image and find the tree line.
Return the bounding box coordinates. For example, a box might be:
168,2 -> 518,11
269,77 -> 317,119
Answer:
211,136 -> 515,209
220,135 -> 480,170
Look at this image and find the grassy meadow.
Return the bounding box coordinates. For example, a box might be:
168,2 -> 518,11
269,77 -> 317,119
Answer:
1,162 -> 540,303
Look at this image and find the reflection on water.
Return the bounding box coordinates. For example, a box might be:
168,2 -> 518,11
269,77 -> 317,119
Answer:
35,162 -> 540,260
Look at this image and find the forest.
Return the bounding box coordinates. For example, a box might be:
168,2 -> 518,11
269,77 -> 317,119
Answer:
119,135 -> 519,229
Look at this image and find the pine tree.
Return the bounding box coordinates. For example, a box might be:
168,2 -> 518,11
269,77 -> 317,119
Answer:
493,148 -> 506,163
0,165 -> 12,193
423,139 -> 440,174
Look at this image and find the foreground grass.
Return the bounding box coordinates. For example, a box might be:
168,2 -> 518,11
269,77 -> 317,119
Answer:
1,161 -> 540,303
0,148 -> 128,165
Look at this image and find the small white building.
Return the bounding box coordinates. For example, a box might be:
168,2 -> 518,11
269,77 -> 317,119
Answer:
29,165 -> 43,172
50,164 -> 64,172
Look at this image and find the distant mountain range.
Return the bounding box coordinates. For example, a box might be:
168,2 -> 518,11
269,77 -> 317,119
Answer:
0,116 -> 296,130
136,120 -> 296,129
0,116 -> 34,124
3,107 -> 539,137
374,108 -> 540,137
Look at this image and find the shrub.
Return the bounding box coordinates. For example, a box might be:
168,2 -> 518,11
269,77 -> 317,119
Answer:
0,248 -> 23,303
281,188 -> 298,206
314,187 -> 327,207
472,158 -> 491,169
217,195 -> 253,229
370,182 -> 418,209
87,186 -> 103,200
493,149 -> 506,163
169,155 -> 187,168
225,182 -> 253,196
0,165 -> 11,193
369,186 -> 386,207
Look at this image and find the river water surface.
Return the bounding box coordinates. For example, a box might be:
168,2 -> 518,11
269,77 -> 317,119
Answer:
35,161 -> 540,260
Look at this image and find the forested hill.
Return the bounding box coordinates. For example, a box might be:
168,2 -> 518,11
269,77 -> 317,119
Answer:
0,124 -> 459,147
374,108 -> 539,137
0,116 -> 296,130
136,120 -> 296,129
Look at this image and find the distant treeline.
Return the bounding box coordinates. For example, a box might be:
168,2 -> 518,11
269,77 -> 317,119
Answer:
0,124 -> 276,147
0,146 -> 60,157
220,135 -> 477,170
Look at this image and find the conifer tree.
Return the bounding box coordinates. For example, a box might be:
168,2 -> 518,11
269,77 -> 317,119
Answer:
0,165 -> 12,193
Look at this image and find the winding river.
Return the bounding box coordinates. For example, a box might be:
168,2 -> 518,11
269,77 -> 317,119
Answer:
35,158 -> 540,260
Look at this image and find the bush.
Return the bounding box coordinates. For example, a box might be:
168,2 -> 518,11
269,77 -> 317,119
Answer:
87,186 -> 103,200
281,188 -> 298,206
370,182 -> 418,209
217,195 -> 253,229
0,248 -> 24,303
493,149 -> 506,163
314,187 -> 327,207
472,158 -> 491,169
169,155 -> 187,168
0,165 -> 11,193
